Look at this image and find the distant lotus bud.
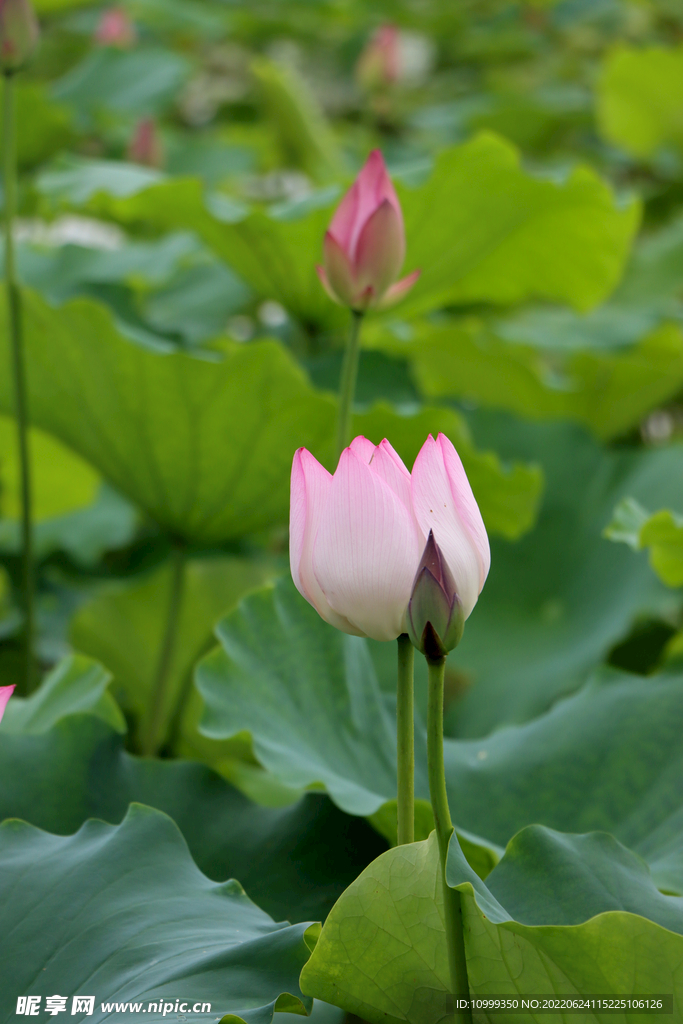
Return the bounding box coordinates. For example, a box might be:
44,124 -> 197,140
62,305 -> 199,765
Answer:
356,24 -> 400,92
0,0 -> 39,73
407,531 -> 464,659
127,117 -> 164,168
0,684 -> 14,724
316,149 -> 420,312
95,6 -> 136,48
289,432 -> 490,643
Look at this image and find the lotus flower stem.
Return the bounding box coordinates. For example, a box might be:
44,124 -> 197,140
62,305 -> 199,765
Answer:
141,544 -> 187,756
3,70 -> 34,695
426,654 -> 472,1021
396,632 -> 415,844
335,309 -> 363,458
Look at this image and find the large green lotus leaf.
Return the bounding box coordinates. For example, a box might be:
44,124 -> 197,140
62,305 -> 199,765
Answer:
197,578 -> 410,818
0,804 -> 313,1023
367,317 -> 683,440
38,156 -> 164,206
52,47 -> 190,118
70,556 -> 275,752
0,289 -> 333,544
0,290 -> 540,544
444,666 -> 683,895
300,833 -> 450,1024
196,577 -> 683,890
300,828 -> 683,1024
451,415 -> 683,736
597,45 -> 683,158
605,498 -> 683,588
38,162 -> 340,330
0,414 -> 99,521
0,708 -> 386,925
396,134 -> 639,317
66,134 -> 637,322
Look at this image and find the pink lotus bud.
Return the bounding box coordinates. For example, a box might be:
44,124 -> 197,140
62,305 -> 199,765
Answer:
356,24 -> 401,91
127,118 -> 164,168
95,6 -> 136,48
0,684 -> 14,724
0,0 -> 39,73
289,433 -> 489,642
316,150 -> 420,312
407,530 -> 464,659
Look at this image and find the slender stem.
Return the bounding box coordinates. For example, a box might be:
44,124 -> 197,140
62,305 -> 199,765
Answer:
335,309 -> 363,458
396,633 -> 414,845
3,72 -> 34,696
140,545 -> 187,756
427,655 -> 472,1023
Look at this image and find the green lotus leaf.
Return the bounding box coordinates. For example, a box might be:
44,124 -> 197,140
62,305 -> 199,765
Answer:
0,687 -> 386,925
0,804 -> 313,1023
300,826 -> 683,1023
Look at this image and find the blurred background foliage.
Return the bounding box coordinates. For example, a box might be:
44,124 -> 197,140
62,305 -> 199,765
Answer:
3,0 -> 683,972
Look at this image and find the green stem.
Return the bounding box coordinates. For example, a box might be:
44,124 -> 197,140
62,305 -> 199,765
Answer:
427,655 -> 472,1023
396,633 -> 414,845
140,545 -> 187,756
335,309 -> 363,458
3,72 -> 34,696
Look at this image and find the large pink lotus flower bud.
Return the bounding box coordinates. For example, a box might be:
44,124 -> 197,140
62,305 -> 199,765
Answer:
95,6 -> 137,48
0,0 -> 39,73
316,150 -> 420,313
356,24 -> 401,91
289,433 -> 489,643
0,684 -> 14,723
127,117 -> 164,168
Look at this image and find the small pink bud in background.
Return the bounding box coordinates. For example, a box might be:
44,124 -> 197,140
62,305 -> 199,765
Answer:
356,24 -> 401,91
95,6 -> 136,48
127,117 -> 164,168
316,150 -> 420,312
289,433 -> 489,642
0,0 -> 39,73
0,684 -> 14,724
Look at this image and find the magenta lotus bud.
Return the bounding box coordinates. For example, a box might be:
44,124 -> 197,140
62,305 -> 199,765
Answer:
0,0 -> 39,73
95,6 -> 136,48
316,149 -> 420,313
127,118 -> 164,168
289,432 -> 490,643
0,684 -> 14,724
356,24 -> 401,91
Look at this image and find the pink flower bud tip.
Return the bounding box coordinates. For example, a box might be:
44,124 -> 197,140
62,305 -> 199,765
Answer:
127,118 -> 164,168
290,433 -> 489,643
95,7 -> 137,48
0,684 -> 14,724
0,0 -> 39,73
316,149 -> 420,312
356,24 -> 401,90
